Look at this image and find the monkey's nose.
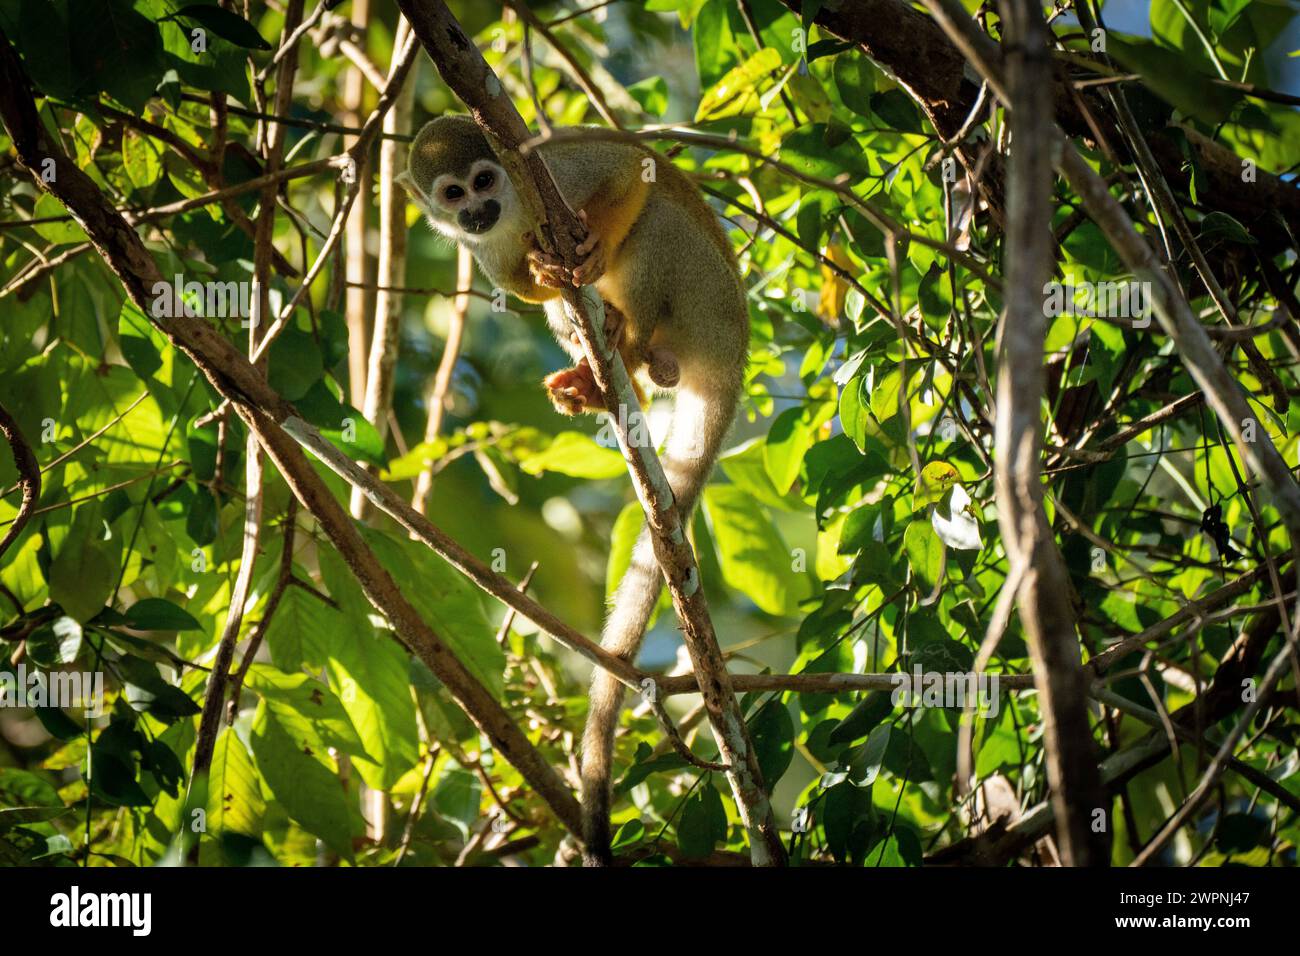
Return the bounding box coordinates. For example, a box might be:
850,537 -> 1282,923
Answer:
459,200 -> 501,234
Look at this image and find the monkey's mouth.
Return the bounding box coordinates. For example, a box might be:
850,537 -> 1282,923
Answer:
459,200 -> 501,235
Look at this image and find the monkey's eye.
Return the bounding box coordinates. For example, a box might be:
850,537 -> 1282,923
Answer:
443,184 -> 465,201
473,170 -> 495,191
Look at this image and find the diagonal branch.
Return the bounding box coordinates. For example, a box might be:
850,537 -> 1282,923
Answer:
393,0 -> 786,866
0,400 -> 39,563
0,27 -> 583,842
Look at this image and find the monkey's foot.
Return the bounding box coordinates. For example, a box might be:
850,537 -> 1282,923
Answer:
645,346 -> 680,388
545,361 -> 605,415
572,209 -> 607,286
527,245 -> 573,289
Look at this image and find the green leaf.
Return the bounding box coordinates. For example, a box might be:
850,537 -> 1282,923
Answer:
903,519 -> 944,595
869,89 -> 922,133
30,194 -> 87,246
764,406 -> 815,495
244,665 -> 373,762
747,699 -> 795,787
692,0 -> 738,89
122,130 -> 163,190
1107,34 -> 1240,125
703,485 -> 810,616
846,722 -> 890,786
363,530 -> 505,697
610,818 -> 646,851
871,367 -> 906,422
606,501 -> 645,600
295,381 -> 386,466
718,437 -> 806,511
917,262 -> 951,332
167,3 -> 271,50
914,460 -> 960,510
831,692 -> 894,745
432,766 -> 482,838
48,509 -> 115,625
206,726 -> 264,838
0,0 -> 76,101
517,431 -> 626,480
119,300 -> 164,381
123,597 -> 202,631
780,125 -> 871,180
838,374 -> 871,453
324,628 -> 420,791
71,0 -> 165,112
89,748 -> 151,807
263,581 -> 337,671
250,702 -> 355,860
676,782 -> 727,858
822,780 -> 872,863
1198,211 -> 1257,247
832,53 -> 874,117
627,76 -> 668,116
0,768 -> 62,807
267,324 -> 324,402
186,485 -> 219,547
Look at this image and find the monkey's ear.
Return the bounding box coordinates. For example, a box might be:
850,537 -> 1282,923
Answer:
394,170 -> 418,200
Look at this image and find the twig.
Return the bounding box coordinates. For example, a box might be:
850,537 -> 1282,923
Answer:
226,499 -> 299,723
0,400 -> 39,561
394,745 -> 439,865
501,0 -> 623,129
412,246 -> 472,515
353,16 -> 418,521
496,561 -> 539,644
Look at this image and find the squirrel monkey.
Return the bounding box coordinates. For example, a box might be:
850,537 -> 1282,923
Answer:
401,116 -> 749,866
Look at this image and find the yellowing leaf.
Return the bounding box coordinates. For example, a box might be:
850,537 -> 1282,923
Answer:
695,47 -> 782,121
517,431 -> 627,480
817,243 -> 854,327
915,460 -> 960,510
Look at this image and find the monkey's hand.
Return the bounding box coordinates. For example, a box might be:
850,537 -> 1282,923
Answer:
571,209 -> 607,286
526,240 -> 573,289
544,360 -> 605,416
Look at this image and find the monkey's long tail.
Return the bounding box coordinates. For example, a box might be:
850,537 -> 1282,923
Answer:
579,372 -> 741,866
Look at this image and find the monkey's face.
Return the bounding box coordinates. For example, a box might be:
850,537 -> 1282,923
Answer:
432,158 -> 507,234
402,117 -> 528,245
406,158 -> 518,242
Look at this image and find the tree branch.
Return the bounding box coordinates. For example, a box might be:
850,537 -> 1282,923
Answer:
393,0 -> 786,865
353,16 -> 419,521
785,0 -> 1300,253
988,0 -> 1108,866
0,400 -> 39,563
0,26 -> 584,842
